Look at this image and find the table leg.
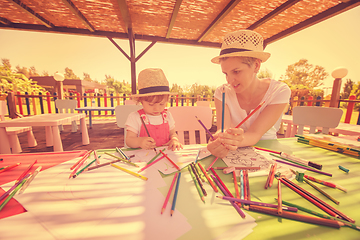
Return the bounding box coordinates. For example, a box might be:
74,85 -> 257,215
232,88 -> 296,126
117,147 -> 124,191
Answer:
45,126 -> 53,147
52,125 -> 63,152
0,127 -> 11,154
285,122 -> 292,138
89,111 -> 93,129
8,133 -> 22,153
80,117 -> 90,145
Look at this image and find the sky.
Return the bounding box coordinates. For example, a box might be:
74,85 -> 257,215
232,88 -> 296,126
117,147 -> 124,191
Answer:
0,5 -> 359,95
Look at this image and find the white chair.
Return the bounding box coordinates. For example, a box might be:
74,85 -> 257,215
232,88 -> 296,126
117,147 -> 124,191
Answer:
55,99 -> 78,132
168,106 -> 213,145
0,100 -> 37,153
196,101 -> 211,107
125,99 -> 136,105
292,106 -> 343,135
115,104 -> 142,147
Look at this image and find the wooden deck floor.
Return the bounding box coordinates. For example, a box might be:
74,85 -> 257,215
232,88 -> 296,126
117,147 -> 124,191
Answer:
15,117 -> 284,154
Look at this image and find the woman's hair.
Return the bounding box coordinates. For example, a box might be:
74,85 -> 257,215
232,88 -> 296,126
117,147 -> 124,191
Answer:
134,94 -> 170,104
220,56 -> 258,67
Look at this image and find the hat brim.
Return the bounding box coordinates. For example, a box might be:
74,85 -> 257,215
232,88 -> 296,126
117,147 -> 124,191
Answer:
211,51 -> 271,64
131,91 -> 177,98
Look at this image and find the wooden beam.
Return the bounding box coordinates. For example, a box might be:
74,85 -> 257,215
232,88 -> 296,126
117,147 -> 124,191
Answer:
128,28 -> 137,94
197,0 -> 242,42
0,17 -> 11,25
107,36 -> 130,61
166,0 -> 183,39
136,41 -> 157,62
9,0 -> 54,28
264,0 -> 360,45
116,0 -> 133,33
62,0 -> 95,32
248,0 -> 302,30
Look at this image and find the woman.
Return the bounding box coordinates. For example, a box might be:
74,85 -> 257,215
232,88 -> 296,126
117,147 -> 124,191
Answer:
207,30 -> 291,158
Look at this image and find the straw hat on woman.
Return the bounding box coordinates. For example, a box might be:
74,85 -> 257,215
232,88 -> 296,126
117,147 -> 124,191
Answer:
207,29 -> 291,158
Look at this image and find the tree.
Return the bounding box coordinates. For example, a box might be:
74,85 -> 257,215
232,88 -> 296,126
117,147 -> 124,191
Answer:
341,79 -> 354,99
258,68 -> 273,79
83,72 -> 93,82
64,67 -> 80,79
280,59 -> 328,89
104,75 -> 131,94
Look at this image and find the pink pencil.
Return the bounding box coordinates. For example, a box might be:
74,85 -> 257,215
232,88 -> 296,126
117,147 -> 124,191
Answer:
159,150 -> 181,171
16,160 -> 37,183
206,157 -> 219,171
138,155 -> 165,173
161,172 -> 178,214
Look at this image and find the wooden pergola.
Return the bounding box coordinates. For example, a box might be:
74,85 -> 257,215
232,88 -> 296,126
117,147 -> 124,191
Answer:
1,0 -> 359,96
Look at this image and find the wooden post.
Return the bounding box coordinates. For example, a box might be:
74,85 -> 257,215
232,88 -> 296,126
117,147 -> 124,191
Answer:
6,91 -> 17,119
329,78 -> 342,108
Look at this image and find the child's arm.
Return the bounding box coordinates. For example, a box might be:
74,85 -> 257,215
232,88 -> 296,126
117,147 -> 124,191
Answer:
126,130 -> 156,150
166,129 -> 183,151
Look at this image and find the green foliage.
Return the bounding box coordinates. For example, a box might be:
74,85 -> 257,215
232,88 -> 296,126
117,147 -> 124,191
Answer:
0,59 -> 46,93
170,83 -> 215,98
257,68 -> 273,79
341,79 -> 354,99
280,59 -> 328,89
64,67 -> 80,79
104,75 -> 131,94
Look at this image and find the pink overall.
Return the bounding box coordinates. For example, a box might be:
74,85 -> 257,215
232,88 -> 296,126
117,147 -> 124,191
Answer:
138,109 -> 170,147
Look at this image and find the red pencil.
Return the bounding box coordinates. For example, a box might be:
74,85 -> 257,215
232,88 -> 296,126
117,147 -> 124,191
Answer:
159,150 -> 181,171
235,101 -> 265,128
210,168 -> 233,197
161,172 -> 178,214
16,160 -> 37,183
233,171 -> 240,199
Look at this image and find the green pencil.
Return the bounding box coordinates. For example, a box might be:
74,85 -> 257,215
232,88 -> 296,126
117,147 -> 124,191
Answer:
147,148 -> 165,165
277,199 -> 360,231
73,158 -> 97,178
105,152 -> 139,167
188,166 -> 205,203
0,179 -> 26,211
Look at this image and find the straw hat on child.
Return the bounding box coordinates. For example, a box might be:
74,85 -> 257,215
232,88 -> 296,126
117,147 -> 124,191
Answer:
132,68 -> 175,97
211,29 -> 271,64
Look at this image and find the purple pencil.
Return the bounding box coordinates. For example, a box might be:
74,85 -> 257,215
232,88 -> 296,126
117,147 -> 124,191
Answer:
211,174 -> 246,218
274,159 -> 332,177
195,116 -> 214,140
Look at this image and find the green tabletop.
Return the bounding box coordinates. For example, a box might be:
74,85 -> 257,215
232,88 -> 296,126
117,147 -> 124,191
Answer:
169,138 -> 360,240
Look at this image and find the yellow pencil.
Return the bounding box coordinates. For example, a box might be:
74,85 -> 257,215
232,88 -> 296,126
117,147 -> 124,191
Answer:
111,164 -> 148,181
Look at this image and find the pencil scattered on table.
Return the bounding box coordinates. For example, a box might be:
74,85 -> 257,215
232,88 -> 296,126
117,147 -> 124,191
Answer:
0,178 -> 27,212
264,163 -> 276,189
197,162 -> 218,192
116,147 -> 130,160
105,152 -> 139,167
190,163 -> 207,196
162,172 -> 178,214
0,163 -> 21,174
111,163 -> 148,181
71,150 -> 92,170
188,165 -> 205,203
16,159 -> 37,183
171,172 -> 181,216
19,166 -> 42,194
206,157 -> 218,171
159,149 -> 181,171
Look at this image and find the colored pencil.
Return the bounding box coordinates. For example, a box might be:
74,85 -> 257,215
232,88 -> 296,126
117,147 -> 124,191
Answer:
19,166 -> 42,194
303,173 -> 347,192
210,168 -> 232,197
111,164 -> 148,181
244,170 -> 251,200
16,159 -> 37,183
244,205 -> 343,229
138,155 -> 165,173
116,147 -> 130,160
147,148 -> 165,165
159,150 -> 181,171
277,178 -> 282,214
94,150 -> 101,164
304,178 -> 339,205
221,89 -> 225,132
86,159 -> 122,171
194,149 -> 201,164
253,146 -> 281,154
188,166 -> 205,203
73,159 -> 97,178
194,163 -> 206,182
271,153 -> 309,168
274,159 -> 332,177
278,199 -> 360,231
216,196 -> 298,212
197,162 -> 218,192
280,152 -> 322,170
140,116 -> 157,153
195,116 -> 214,140
240,170 -> 244,199
206,157 -> 218,171
0,178 -> 27,212
70,150 -> 92,170
0,163 -> 21,173
268,163 -> 277,188
162,172 -> 178,214
213,166 -> 261,171
235,101 -> 265,128
233,171 -> 240,199
264,163 -> 275,189
69,153 -> 89,178
0,173 -> 30,202
211,175 -> 246,218
190,163 -> 207,196
105,152 -> 139,167
281,177 -> 354,223
171,172 -> 181,216
339,165 -> 349,173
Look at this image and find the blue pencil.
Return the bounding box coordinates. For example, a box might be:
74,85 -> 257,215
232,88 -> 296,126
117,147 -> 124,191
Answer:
240,170 -> 244,199
171,172 -> 181,216
194,149 -> 201,164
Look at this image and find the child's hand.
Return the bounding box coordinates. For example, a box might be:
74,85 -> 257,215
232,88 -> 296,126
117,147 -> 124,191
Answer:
166,138 -> 183,151
139,137 -> 156,150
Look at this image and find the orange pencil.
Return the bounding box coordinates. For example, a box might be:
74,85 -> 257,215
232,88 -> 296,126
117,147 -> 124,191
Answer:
16,160 -> 37,183
268,163 -> 277,187
70,150 -> 93,170
159,150 -> 181,171
277,178 -> 282,214
0,163 -> 21,174
197,162 -> 218,192
233,171 -> 240,199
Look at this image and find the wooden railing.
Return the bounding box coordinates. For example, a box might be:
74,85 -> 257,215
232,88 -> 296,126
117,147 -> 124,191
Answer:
2,92 -> 214,119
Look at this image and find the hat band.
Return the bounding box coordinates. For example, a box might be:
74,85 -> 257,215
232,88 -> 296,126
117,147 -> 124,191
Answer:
139,86 -> 170,94
220,48 -> 251,56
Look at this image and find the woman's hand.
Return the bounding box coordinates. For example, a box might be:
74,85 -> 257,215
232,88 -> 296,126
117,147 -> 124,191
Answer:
207,128 -> 244,158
